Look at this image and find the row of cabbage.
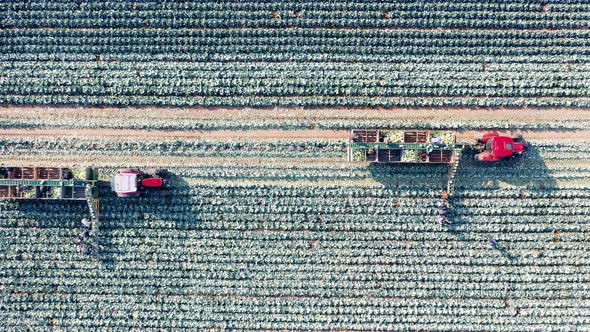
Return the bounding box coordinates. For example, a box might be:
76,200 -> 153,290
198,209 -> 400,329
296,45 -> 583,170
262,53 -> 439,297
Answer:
2,26 -> 590,107
4,29 -> 589,53
2,0 -> 589,29
7,94 -> 590,108
3,75 -> 588,97
0,136 -> 587,159
4,53 -> 588,64
0,138 -> 344,158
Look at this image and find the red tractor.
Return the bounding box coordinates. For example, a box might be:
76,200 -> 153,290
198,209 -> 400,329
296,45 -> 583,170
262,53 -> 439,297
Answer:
111,169 -> 170,197
474,132 -> 527,162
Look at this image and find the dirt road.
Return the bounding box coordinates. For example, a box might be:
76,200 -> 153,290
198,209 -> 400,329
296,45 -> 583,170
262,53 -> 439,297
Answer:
2,106 -> 589,123
0,127 -> 588,142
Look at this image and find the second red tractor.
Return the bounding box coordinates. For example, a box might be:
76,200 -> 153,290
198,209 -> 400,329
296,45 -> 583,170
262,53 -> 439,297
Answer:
110,168 -> 170,197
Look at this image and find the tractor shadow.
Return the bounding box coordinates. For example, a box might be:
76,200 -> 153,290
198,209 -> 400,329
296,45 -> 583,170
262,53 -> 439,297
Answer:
96,173 -> 200,270
368,144 -> 557,263
448,144 -> 557,262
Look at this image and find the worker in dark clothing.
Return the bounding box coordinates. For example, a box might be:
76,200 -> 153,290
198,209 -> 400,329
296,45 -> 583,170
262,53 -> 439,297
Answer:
77,228 -> 91,244
435,201 -> 451,226
488,238 -> 499,250
435,201 -> 450,214
437,206 -> 449,216
77,218 -> 93,245
435,215 -> 448,226
1,166 -> 14,179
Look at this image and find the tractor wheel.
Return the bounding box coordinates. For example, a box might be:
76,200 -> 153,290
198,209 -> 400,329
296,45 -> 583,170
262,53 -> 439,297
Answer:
154,169 -> 168,177
512,133 -> 524,142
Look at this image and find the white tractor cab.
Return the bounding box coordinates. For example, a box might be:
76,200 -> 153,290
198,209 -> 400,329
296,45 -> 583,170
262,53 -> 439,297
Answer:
111,169 -> 170,197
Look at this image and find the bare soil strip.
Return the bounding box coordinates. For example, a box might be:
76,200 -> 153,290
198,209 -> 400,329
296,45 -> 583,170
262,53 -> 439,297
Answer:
0,127 -> 589,142
0,154 -> 586,169
1,106 -> 589,122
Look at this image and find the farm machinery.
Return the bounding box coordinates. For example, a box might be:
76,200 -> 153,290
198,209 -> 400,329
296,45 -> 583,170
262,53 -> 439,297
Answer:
348,129 -> 528,224
0,166 -> 172,252
111,168 -> 171,197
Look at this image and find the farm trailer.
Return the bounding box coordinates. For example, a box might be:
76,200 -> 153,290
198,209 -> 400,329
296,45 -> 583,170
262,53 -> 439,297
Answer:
0,166 -> 100,230
348,129 -> 527,198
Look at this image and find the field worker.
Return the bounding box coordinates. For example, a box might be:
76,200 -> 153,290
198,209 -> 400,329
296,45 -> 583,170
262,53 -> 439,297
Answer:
436,215 -> 449,226
488,238 -> 499,250
81,218 -> 92,228
431,136 -> 442,144
78,228 -> 91,244
437,207 -> 449,217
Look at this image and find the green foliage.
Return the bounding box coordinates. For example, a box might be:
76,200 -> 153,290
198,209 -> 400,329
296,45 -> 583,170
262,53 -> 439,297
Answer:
50,186 -> 61,198
0,139 -> 589,329
2,1 -> 590,108
402,149 -> 420,162
430,131 -> 456,144
381,130 -> 404,143
352,149 -> 366,162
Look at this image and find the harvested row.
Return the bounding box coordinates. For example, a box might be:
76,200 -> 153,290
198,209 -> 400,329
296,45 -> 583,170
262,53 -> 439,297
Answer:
2,106 -> 590,131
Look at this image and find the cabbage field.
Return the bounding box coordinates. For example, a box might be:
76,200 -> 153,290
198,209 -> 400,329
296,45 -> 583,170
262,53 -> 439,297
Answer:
1,127 -> 590,330
2,0 -> 590,330
3,0 -> 590,107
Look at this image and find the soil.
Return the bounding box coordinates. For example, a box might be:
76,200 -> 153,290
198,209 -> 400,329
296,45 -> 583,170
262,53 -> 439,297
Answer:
0,127 -> 588,142
1,106 -> 589,123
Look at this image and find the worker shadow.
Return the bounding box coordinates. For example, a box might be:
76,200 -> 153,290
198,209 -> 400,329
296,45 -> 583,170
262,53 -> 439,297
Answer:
96,175 -> 199,270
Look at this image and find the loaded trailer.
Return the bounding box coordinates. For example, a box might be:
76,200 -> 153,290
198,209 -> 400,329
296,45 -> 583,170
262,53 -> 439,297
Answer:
0,167 -> 98,200
0,167 -> 101,240
348,129 -> 527,198
348,129 -> 466,196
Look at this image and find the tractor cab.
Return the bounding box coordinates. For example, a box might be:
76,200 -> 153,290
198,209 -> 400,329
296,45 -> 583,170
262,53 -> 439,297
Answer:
111,169 -> 169,197
475,132 -> 527,162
